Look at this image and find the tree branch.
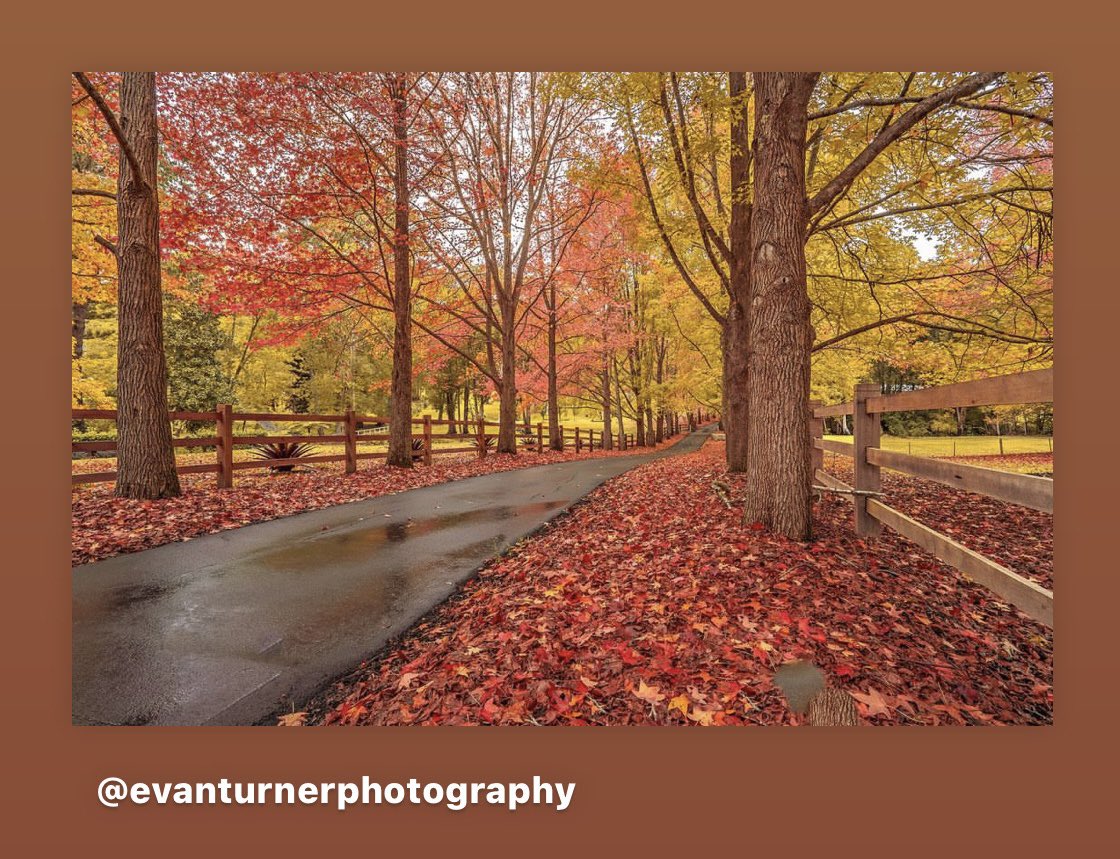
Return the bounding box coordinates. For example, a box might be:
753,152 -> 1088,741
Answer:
93,234 -> 118,256
957,100 -> 1053,127
72,188 -> 117,200
808,72 -> 1004,217
72,72 -> 148,192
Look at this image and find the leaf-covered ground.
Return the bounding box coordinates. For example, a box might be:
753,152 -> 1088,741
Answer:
944,452 -> 1054,476
303,441 -> 1052,727
823,453 -> 1053,590
71,438 -> 683,566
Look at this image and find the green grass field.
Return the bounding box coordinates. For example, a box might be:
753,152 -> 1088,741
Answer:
474,404 -> 639,435
824,434 -> 1053,457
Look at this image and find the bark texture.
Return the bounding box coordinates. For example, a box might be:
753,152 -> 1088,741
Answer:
807,688 -> 860,726
113,72 -> 180,500
724,71 -> 751,473
386,74 -> 414,469
742,72 -> 819,539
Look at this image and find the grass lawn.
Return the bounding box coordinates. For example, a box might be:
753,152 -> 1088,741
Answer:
824,434 -> 1053,458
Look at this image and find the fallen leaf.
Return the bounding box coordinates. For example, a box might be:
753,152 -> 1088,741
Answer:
633,680 -> 665,705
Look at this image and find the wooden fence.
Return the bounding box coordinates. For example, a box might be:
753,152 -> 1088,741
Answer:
73,407 -> 715,490
810,367 -> 1053,627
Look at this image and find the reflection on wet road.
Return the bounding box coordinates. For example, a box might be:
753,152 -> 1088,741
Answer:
72,426 -> 714,725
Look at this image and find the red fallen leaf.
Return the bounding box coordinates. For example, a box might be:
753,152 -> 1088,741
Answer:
851,688 -> 892,719
293,440 -> 1050,727
633,680 -> 665,705
479,699 -> 502,722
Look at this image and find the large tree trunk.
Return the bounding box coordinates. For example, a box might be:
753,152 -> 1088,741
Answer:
113,72 -> 180,500
386,74 -> 414,469
742,72 -> 819,540
724,71 -> 752,472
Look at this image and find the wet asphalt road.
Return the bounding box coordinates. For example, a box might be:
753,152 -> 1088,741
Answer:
72,425 -> 714,726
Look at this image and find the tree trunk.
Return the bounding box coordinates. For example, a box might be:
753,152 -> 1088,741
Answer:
446,390 -> 457,434
547,295 -> 561,450
113,72 -> 180,500
807,688 -> 860,726
640,391 -> 649,447
654,342 -> 665,443
742,72 -> 819,540
614,360 -> 625,446
386,74 -> 414,469
724,71 -> 751,473
497,320 -> 518,454
601,358 -> 613,450
72,301 -> 89,358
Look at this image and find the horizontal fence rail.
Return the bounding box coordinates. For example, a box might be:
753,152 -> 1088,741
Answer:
808,367 -> 1054,627
73,406 -> 716,489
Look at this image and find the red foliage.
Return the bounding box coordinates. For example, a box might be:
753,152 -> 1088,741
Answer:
308,441 -> 1052,727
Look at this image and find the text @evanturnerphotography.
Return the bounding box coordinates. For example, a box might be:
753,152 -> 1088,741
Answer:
71,71 -> 1053,727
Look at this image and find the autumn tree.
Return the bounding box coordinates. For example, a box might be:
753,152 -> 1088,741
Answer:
742,71 -> 1042,538
418,72 -> 598,453
162,72 -> 438,467
740,72 -> 819,536
74,72 -> 180,499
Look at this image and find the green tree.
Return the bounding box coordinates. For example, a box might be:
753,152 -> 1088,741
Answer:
164,298 -> 228,419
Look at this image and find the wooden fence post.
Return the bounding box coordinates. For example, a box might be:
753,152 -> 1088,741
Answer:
854,382 -> 882,538
423,414 -> 432,466
558,424 -> 564,451
537,421 -> 543,453
344,408 -> 357,474
575,427 -> 581,452
477,417 -> 486,459
216,403 -> 234,489
809,399 -> 823,485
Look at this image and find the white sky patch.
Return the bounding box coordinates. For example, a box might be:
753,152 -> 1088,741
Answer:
912,234 -> 940,261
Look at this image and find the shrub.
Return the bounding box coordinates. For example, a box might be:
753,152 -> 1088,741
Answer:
249,441 -> 318,472
472,435 -> 498,451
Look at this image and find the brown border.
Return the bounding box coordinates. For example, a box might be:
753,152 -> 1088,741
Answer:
3,0 -> 1115,851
